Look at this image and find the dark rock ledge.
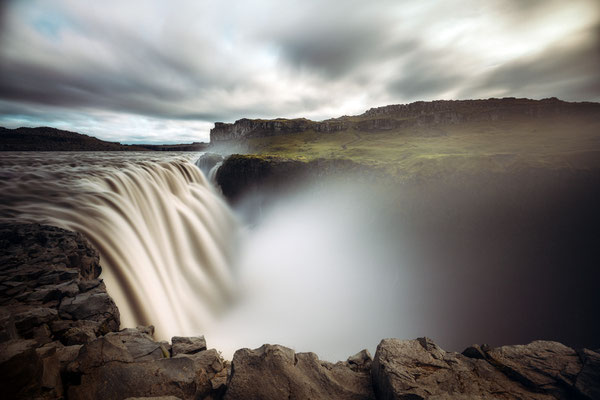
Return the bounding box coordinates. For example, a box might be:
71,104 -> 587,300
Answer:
1,223 -> 598,399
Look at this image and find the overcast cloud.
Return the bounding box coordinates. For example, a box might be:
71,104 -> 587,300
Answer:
0,0 -> 598,143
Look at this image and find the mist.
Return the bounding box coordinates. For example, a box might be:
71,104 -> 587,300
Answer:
204,181 -> 419,360
204,167 -> 600,360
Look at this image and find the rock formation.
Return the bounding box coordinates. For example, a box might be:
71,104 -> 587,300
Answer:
1,223 -> 599,399
209,98 -> 600,142
215,154 -> 384,203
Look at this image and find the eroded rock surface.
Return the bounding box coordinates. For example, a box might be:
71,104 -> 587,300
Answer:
224,344 -> 375,400
372,337 -> 599,400
0,223 -> 120,399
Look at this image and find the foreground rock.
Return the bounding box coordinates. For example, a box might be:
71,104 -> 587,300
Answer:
224,345 -> 375,400
372,337 -> 600,400
66,329 -> 226,400
0,223 -> 120,399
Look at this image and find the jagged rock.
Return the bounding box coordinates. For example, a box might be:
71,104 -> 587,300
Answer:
109,328 -> 166,361
372,337 -> 557,399
172,335 -> 207,356
58,283 -> 120,332
0,338 -> 63,399
224,344 -> 375,400
68,356 -> 212,400
483,340 -> 582,398
575,349 -> 600,399
175,349 -> 228,395
68,334 -> 134,374
63,325 -> 97,345
347,349 -> 372,372
13,307 -> 58,337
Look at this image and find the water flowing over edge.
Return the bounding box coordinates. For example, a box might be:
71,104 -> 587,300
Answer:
0,155 -> 238,341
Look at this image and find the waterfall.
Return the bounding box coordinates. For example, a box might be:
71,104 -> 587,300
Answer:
208,161 -> 223,183
0,153 -> 238,341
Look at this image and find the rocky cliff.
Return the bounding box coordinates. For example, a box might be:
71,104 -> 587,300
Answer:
209,98 -> 600,142
1,223 -> 599,399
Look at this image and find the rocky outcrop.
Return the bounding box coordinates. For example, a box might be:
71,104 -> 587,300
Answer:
214,154 -> 384,203
66,328 -> 227,400
372,337 -> 599,400
224,345 -> 375,400
209,98 -> 600,142
0,223 -> 227,400
0,223 -> 120,398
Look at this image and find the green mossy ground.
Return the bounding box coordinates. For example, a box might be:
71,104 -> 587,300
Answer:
239,116 -> 600,178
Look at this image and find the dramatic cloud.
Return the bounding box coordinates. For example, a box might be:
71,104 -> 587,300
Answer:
0,0 -> 598,142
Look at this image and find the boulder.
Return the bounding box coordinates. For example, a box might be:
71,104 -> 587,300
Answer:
224,344 -> 374,400
0,339 -> 63,399
171,335 -> 207,356
109,328 -> 167,361
575,349 -> 600,399
68,356 -> 212,400
483,340 -> 582,398
371,337 -> 555,399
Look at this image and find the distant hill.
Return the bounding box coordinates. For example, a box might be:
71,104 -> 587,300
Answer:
210,97 -> 600,142
0,126 -> 208,151
208,97 -> 600,177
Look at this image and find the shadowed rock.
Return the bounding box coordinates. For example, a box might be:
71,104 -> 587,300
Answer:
171,335 -> 207,356
371,337 -> 600,399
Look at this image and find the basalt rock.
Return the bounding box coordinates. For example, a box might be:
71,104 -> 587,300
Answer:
0,223 -> 121,398
66,329 -> 226,400
224,344 -> 375,400
372,337 -> 600,400
214,154 -> 383,203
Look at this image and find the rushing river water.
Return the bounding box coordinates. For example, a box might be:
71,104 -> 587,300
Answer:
1,151 -> 599,360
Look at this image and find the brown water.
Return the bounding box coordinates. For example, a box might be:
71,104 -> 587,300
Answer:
0,152 -> 238,341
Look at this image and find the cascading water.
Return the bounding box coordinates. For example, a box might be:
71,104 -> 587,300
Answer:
0,152 -> 238,341
2,151 -> 599,361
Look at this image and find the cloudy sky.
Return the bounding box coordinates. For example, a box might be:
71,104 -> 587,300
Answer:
0,0 -> 598,143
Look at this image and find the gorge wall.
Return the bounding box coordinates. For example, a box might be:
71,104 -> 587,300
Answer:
209,97 -> 600,142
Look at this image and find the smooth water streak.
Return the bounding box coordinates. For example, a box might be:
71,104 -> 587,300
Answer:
0,152 -> 238,340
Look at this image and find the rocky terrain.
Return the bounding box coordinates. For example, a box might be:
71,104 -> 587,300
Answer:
1,223 -> 599,399
0,127 -> 208,151
209,97 -> 600,142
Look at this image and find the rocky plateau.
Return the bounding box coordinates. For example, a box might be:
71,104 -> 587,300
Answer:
209,98 -> 600,142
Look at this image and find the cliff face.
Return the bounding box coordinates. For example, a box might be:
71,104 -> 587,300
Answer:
210,98 -> 600,142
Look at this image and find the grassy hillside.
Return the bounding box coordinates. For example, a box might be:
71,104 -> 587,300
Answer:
238,115 -> 600,178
